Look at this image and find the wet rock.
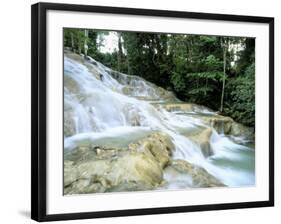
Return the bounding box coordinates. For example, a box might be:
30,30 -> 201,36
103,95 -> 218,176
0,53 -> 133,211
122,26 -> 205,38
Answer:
85,55 -> 98,66
160,103 -> 194,112
122,86 -> 133,95
201,115 -> 234,134
65,51 -> 105,81
168,159 -> 226,187
64,161 -> 78,187
155,100 -> 254,142
108,153 -> 163,191
201,115 -> 254,142
64,111 -> 76,137
188,128 -> 214,157
122,104 -> 143,126
64,75 -> 81,94
64,152 -> 163,194
109,70 -> 135,86
158,103 -> 213,113
129,133 -> 175,168
65,144 -> 125,163
64,132 -> 175,194
156,87 -> 178,101
64,178 -> 107,194
230,122 -> 254,142
195,113 -> 254,141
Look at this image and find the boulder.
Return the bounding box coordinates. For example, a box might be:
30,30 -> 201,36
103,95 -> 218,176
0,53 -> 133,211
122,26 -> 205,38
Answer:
201,115 -> 234,134
229,122 -> 254,142
64,152 -> 163,194
64,161 -> 78,187
122,86 -> 133,95
199,114 -> 254,142
129,132 -> 175,168
64,132 -> 174,194
64,110 -> 76,137
188,127 -> 213,157
64,75 -> 80,95
168,159 -> 226,187
155,87 -> 178,101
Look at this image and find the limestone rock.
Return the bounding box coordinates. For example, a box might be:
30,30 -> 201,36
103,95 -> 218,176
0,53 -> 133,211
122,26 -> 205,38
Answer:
64,152 -> 163,194
169,159 -> 226,187
64,111 -> 76,137
199,114 -> 254,142
64,75 -> 80,95
63,132 -> 174,194
201,115 -> 234,134
64,161 -> 78,187
230,122 -> 254,142
130,132 -> 175,168
188,127 -> 213,157
159,103 -> 213,113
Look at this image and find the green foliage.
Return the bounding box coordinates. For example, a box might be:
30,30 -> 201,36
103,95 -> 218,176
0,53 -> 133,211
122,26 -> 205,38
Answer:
224,63 -> 255,126
171,71 -> 186,92
186,72 -> 224,81
64,28 -> 255,127
236,38 -> 255,74
204,55 -> 223,71
64,28 -> 88,54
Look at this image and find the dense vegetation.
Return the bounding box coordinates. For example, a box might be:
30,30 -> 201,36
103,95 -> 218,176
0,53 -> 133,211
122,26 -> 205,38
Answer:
64,29 -> 255,127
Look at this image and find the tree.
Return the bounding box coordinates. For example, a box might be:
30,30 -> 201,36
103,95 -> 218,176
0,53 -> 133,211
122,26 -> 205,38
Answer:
64,28 -> 88,55
224,63 -> 255,126
84,30 -> 88,57
64,28 -> 255,126
87,30 -> 98,58
220,37 -> 229,112
117,33 -> 123,72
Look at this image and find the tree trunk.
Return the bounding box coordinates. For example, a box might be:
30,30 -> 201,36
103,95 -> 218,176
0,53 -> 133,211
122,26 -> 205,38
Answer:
126,56 -> 131,75
70,32 -> 74,52
117,33 -> 123,72
84,30 -> 88,57
220,38 -> 228,112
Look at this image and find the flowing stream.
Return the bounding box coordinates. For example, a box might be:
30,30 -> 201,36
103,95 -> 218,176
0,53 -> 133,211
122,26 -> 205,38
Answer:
64,52 -> 255,189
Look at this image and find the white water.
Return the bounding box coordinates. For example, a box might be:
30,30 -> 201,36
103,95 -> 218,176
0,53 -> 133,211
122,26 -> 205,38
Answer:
64,53 -> 255,188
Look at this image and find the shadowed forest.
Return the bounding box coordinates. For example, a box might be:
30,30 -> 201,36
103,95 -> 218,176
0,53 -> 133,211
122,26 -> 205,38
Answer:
64,29 -> 255,127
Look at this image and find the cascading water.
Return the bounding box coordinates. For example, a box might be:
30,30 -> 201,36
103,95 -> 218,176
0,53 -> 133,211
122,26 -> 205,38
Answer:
64,52 -> 255,189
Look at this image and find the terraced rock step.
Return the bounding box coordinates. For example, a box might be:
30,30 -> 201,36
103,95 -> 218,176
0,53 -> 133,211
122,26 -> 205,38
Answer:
165,159 -> 225,188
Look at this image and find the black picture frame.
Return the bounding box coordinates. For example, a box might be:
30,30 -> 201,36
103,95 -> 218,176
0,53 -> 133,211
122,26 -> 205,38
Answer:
31,2 -> 274,222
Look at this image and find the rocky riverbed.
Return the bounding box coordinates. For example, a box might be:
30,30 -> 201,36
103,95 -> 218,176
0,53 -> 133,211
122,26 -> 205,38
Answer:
64,51 -> 255,195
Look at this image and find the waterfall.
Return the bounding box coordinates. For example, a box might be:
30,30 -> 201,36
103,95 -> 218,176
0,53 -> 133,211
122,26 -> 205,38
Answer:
64,52 -> 255,188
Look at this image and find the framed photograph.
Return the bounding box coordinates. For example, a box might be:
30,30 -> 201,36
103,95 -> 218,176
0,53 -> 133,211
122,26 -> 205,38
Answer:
31,2 -> 274,222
